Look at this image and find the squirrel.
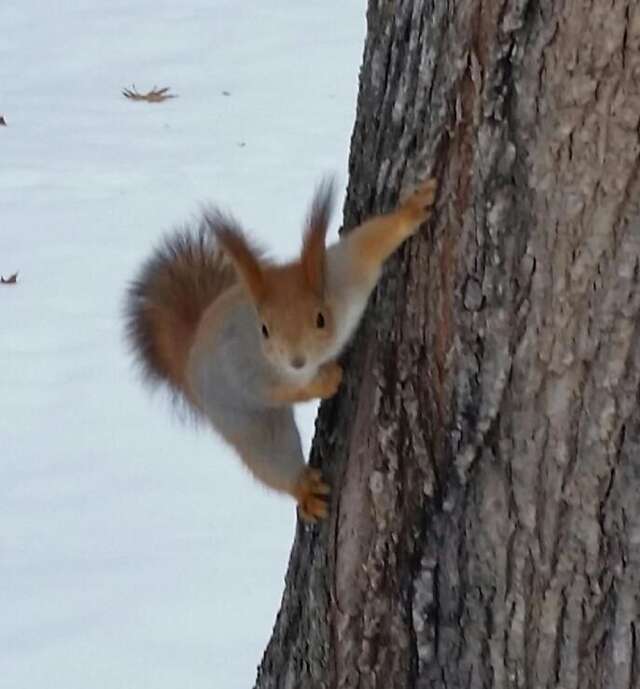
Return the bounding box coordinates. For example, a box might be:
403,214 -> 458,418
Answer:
125,177 -> 437,521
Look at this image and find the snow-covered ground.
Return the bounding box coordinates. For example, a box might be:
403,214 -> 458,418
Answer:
0,2 -> 365,687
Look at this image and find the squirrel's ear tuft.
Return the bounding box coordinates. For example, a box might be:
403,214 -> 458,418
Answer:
204,209 -> 265,304
301,176 -> 335,296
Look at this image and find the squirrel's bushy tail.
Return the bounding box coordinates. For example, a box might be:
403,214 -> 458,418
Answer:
125,224 -> 236,401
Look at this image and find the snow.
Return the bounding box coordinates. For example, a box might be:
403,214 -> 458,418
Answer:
0,2 -> 365,687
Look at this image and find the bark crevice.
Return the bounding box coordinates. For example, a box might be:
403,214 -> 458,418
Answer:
254,2 -> 640,688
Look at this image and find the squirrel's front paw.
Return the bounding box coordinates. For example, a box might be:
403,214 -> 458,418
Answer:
293,467 -> 330,522
400,178 -> 438,227
316,362 -> 343,399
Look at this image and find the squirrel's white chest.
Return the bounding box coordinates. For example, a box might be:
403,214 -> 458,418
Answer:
325,290 -> 371,361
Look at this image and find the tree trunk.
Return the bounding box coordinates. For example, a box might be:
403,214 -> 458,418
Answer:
254,1 -> 640,688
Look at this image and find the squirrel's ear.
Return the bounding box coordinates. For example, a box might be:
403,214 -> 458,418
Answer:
301,176 -> 335,296
205,210 -> 265,303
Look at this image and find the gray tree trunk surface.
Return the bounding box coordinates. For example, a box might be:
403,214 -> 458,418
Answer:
254,1 -> 640,687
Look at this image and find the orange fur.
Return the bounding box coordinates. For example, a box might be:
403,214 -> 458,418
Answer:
240,258 -> 336,375
125,229 -> 236,404
301,177 -> 335,295
268,361 -> 343,404
347,178 -> 437,278
205,209 -> 268,304
292,467 -> 330,522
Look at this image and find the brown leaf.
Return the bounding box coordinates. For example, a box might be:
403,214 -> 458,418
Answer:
122,85 -> 178,103
1,272 -> 18,284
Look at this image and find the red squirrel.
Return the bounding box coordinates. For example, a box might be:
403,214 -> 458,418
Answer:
125,178 -> 437,520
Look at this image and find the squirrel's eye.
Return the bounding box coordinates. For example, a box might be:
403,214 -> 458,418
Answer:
261,324 -> 269,339
316,312 -> 325,329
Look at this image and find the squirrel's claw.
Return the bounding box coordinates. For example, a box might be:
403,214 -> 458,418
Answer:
294,467 -> 330,522
401,178 -> 438,226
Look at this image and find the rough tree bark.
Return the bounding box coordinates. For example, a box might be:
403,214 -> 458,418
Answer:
254,1 -> 640,688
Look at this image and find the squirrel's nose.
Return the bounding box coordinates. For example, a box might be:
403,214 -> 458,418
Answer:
291,356 -> 306,370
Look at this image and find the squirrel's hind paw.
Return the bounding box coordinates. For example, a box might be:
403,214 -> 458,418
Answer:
294,467 -> 330,522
